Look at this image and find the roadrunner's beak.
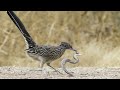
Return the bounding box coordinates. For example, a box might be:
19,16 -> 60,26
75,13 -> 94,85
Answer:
70,48 -> 77,52
70,48 -> 82,55
71,48 -> 76,51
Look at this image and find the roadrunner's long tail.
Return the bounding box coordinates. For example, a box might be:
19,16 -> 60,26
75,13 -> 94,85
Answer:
7,11 -> 36,48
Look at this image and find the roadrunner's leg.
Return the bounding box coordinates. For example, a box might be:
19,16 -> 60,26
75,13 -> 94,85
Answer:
47,63 -> 63,74
39,60 -> 46,70
33,60 -> 46,71
30,60 -> 45,71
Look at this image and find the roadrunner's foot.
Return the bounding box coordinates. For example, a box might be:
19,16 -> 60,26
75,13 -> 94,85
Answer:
47,63 -> 63,75
53,70 -> 63,75
29,68 -> 42,71
68,74 -> 74,77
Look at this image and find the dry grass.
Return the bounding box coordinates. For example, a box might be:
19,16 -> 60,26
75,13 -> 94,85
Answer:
0,11 -> 120,67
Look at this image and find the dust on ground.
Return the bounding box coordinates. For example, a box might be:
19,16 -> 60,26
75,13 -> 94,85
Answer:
0,67 -> 120,79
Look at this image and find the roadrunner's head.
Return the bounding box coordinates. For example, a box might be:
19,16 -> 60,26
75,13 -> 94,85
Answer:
60,42 -> 76,51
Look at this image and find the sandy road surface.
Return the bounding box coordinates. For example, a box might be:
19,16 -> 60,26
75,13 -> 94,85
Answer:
0,67 -> 120,79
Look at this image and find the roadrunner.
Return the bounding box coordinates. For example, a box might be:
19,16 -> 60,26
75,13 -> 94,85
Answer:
7,11 -> 76,74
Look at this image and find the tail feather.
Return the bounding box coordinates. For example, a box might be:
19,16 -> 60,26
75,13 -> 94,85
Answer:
7,11 -> 36,48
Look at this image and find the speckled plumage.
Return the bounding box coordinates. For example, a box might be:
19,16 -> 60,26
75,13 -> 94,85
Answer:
7,11 -> 75,74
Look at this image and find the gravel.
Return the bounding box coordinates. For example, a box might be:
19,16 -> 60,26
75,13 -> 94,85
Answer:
0,66 -> 120,79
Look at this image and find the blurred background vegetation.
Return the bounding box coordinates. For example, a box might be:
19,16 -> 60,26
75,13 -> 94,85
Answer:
0,11 -> 120,67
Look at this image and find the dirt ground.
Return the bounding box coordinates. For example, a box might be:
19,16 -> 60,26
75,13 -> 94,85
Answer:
0,66 -> 120,79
